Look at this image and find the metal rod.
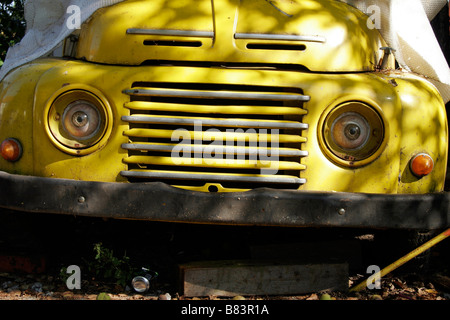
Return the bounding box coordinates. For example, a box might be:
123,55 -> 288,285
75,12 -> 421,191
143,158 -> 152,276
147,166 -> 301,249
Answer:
235,32 -> 326,43
350,228 -> 450,292
121,143 -> 308,157
127,28 -> 214,38
122,115 -> 308,129
123,89 -> 311,102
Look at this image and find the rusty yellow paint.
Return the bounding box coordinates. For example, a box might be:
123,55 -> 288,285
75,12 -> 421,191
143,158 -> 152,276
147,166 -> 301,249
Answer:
76,0 -> 389,72
0,0 -> 446,195
392,72 -> 448,194
0,58 -> 445,193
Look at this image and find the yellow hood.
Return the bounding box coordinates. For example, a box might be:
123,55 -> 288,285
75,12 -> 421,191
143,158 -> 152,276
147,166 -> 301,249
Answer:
76,0 -> 386,72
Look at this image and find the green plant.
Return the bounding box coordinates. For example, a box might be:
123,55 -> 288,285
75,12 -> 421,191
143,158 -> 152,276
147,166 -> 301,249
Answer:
85,242 -> 138,287
59,266 -> 69,282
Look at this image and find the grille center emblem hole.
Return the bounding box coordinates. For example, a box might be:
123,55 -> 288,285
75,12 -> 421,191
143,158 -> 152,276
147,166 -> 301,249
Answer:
208,185 -> 219,192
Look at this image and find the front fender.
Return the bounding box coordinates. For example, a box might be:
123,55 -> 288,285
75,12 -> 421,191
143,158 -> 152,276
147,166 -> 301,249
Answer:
0,59 -> 64,175
393,72 -> 448,193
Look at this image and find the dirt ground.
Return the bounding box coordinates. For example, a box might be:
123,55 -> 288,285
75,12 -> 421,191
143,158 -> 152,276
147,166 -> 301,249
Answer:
1,211 -> 449,301
1,270 -> 450,301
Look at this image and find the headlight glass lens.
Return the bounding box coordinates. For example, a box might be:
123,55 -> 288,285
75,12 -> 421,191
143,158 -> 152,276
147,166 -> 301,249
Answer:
331,112 -> 370,150
62,100 -> 101,140
322,101 -> 385,165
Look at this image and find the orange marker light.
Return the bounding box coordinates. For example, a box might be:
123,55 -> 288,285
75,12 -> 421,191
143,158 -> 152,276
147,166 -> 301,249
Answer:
1,138 -> 22,162
410,153 -> 434,177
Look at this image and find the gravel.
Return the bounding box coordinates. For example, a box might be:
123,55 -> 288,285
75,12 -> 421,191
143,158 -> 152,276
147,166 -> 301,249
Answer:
0,269 -> 449,300
1,212 -> 449,301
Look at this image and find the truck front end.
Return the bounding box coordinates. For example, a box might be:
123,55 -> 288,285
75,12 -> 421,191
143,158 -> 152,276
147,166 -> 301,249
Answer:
0,0 -> 448,230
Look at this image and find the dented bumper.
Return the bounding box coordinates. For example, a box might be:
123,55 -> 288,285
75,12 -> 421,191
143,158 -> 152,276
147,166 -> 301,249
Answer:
0,171 -> 449,230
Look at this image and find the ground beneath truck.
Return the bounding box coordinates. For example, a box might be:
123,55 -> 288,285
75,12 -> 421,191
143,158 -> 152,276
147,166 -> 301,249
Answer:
0,211 -> 449,302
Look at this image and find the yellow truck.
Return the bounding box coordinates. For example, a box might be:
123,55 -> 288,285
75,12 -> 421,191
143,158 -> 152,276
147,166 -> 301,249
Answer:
0,0 -> 449,232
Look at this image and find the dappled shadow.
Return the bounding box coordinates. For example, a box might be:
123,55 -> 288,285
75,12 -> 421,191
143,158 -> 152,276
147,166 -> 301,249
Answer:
75,0 -> 383,73
0,0 -> 449,229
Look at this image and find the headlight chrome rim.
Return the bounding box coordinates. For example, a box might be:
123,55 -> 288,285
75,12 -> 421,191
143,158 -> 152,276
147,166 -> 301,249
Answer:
44,85 -> 113,156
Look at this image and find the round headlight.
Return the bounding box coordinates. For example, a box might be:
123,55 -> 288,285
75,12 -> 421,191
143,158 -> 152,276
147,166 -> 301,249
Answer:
46,88 -> 112,156
321,101 -> 385,166
331,112 -> 370,151
62,100 -> 101,140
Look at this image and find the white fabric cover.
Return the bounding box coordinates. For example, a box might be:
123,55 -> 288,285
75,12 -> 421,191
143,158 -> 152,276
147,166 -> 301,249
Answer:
1,0 -> 449,103
0,0 -> 124,80
341,0 -> 450,103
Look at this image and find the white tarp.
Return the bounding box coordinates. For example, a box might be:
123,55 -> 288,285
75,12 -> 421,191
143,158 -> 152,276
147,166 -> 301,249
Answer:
0,0 -> 124,80
340,0 -> 450,103
1,0 -> 449,103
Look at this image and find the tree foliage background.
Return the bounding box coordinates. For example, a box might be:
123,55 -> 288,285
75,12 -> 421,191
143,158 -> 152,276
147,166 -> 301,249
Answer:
0,0 -> 25,66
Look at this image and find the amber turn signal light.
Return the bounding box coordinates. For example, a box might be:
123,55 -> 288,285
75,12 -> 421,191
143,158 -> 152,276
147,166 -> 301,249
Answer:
1,138 -> 22,162
410,153 -> 434,177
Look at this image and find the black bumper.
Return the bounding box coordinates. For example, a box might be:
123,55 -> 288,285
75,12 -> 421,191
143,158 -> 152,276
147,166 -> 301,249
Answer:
0,171 -> 449,230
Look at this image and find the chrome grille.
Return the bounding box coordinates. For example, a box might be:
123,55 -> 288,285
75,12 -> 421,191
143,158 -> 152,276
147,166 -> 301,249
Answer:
120,82 -> 309,191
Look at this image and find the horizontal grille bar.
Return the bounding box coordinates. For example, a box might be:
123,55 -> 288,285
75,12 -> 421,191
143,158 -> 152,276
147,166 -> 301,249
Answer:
121,82 -> 308,190
122,143 -> 308,157
122,115 -> 308,129
121,170 -> 306,185
124,128 -> 306,143
123,88 -> 310,102
123,155 -> 306,171
125,101 -> 307,115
